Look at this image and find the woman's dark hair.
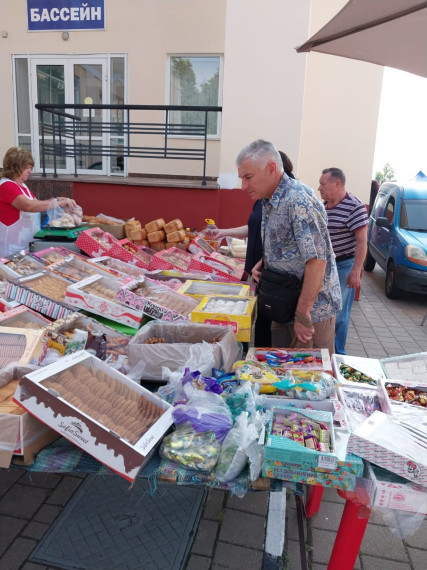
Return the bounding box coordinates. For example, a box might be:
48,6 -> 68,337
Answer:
279,151 -> 294,178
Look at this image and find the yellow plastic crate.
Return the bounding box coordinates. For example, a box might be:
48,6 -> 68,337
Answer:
190,295 -> 256,341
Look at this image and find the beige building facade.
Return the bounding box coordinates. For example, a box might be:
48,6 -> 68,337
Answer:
0,0 -> 383,203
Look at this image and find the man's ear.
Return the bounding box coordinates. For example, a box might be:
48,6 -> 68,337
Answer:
267,160 -> 277,175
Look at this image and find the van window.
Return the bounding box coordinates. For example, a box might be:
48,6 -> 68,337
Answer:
385,197 -> 395,223
401,199 -> 427,231
372,192 -> 388,218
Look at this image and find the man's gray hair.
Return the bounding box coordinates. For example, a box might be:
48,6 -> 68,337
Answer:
236,139 -> 284,173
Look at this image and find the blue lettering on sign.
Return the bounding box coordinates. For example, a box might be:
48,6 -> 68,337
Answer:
27,1 -> 105,31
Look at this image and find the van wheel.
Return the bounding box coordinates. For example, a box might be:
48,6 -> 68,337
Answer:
385,261 -> 401,299
364,250 -> 376,271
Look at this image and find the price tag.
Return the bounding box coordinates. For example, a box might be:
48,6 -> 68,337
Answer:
318,454 -> 337,470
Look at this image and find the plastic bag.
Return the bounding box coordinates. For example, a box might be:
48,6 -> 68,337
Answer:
44,198 -> 83,228
160,422 -> 221,471
273,369 -> 339,400
223,380 -> 259,421
232,360 -> 280,394
172,390 -> 232,444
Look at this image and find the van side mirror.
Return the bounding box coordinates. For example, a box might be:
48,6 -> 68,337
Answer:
376,217 -> 392,229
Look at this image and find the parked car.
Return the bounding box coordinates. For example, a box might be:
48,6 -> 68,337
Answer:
364,173 -> 427,298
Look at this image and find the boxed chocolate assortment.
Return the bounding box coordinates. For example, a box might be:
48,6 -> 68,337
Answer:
117,277 -> 198,322
127,321 -> 240,380
377,377 -> 427,413
13,351 -> 173,481
65,274 -> 145,329
45,312 -> 130,362
0,364 -> 58,468
5,271 -> 75,319
190,295 -> 256,341
332,354 -> 385,389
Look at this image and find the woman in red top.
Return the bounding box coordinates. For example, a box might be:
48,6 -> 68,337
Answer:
0,147 -> 76,257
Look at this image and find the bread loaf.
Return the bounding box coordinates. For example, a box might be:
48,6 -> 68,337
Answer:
149,241 -> 167,251
129,228 -> 147,241
164,219 -> 183,233
134,239 -> 150,247
147,229 -> 166,243
125,220 -> 141,238
165,228 -> 186,242
145,218 -> 165,233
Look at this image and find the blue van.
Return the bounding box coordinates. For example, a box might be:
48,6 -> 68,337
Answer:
364,172 -> 427,298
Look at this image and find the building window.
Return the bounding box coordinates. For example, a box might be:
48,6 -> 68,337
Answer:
169,55 -> 222,137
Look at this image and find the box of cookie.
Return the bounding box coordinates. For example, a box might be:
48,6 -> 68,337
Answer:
208,251 -> 245,280
31,246 -> 87,266
45,311 -> 130,362
0,363 -> 59,468
0,306 -> 51,330
5,272 -> 75,319
116,277 -> 198,322
75,227 -> 120,258
88,256 -> 147,280
13,351 -> 173,481
108,239 -> 152,270
0,326 -> 48,367
47,254 -> 114,283
0,252 -> 45,279
178,279 -> 250,299
190,295 -> 256,341
65,274 -> 144,329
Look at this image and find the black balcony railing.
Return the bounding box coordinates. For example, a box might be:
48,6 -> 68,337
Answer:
35,103 -> 222,185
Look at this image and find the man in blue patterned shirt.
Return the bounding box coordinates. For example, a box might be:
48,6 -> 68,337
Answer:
236,140 -> 341,355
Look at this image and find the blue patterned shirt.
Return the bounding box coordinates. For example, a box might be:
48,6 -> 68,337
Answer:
261,174 -> 341,322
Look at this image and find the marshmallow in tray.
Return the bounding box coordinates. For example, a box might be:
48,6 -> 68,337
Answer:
203,298 -> 248,315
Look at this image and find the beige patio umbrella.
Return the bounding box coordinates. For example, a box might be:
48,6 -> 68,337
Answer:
296,0 -> 427,78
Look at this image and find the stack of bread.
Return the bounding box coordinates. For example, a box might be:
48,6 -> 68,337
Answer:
135,218 -> 189,251
124,219 -> 148,247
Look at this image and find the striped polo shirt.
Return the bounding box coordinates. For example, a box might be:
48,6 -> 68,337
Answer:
325,193 -> 368,258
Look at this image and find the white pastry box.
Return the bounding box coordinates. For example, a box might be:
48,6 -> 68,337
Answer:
0,364 -> 58,468
332,354 -> 385,389
65,274 -> 144,329
365,462 -> 427,514
13,351 -> 173,482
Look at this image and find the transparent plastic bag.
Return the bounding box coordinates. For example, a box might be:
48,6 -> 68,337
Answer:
172,390 -> 232,444
160,422 -> 221,471
44,199 -> 83,228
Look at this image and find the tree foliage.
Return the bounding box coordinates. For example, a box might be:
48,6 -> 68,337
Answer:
375,162 -> 396,186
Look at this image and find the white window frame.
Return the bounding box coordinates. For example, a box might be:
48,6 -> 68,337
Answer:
166,53 -> 223,140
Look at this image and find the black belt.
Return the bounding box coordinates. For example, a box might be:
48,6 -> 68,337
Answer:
335,254 -> 355,262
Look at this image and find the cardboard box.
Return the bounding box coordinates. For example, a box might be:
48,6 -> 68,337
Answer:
191,295 -> 256,342
75,227 -> 120,258
377,377 -> 427,414
332,354 -> 385,389
5,272 -> 75,320
0,305 -> 51,330
380,352 -> 427,383
88,256 -> 147,279
178,279 -> 250,299
263,453 -> 363,491
117,277 -> 198,323
0,253 -> 45,279
365,462 -> 427,514
127,321 -> 240,380
48,254 -> 114,283
208,251 -> 245,280
13,351 -> 173,481
0,326 -> 48,366
109,239 -> 152,269
86,222 -> 126,240
188,236 -> 216,256
0,364 -> 59,468
248,347 -> 332,373
347,411 -> 427,486
65,274 -> 144,329
264,407 -> 340,473
31,246 -> 87,266
44,312 -> 130,361
337,384 -> 385,431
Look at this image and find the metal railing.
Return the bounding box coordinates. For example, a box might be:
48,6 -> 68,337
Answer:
35,103 -> 222,185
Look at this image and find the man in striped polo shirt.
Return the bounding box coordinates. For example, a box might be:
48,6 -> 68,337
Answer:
318,168 -> 368,354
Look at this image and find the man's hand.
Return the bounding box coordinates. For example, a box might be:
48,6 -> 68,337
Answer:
294,319 -> 315,343
346,266 -> 362,289
251,258 -> 263,283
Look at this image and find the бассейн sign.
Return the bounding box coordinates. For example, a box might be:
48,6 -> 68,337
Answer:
27,0 -> 105,31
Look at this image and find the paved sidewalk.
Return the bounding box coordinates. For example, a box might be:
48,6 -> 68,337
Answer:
1,266 -> 427,570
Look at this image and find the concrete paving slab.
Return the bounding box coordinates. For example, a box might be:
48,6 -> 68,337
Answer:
0,485 -> 48,519
190,519 -> 218,556
402,518 -> 427,548
359,555 -> 412,570
310,501 -> 345,532
360,524 -> 409,561
219,509 -> 265,549
227,490 -> 269,516
0,516 -> 27,557
407,547 -> 427,570
202,489 -> 226,521
213,541 -> 263,569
